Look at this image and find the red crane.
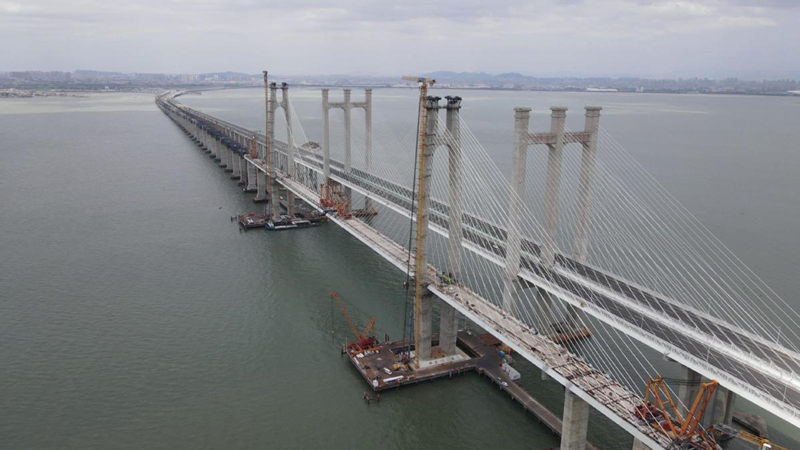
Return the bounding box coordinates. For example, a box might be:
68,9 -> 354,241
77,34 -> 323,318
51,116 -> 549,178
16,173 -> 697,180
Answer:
329,291 -> 376,350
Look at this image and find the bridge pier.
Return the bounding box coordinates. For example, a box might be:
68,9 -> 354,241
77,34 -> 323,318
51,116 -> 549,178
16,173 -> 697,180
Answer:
439,96 -> 463,356
280,83 -> 297,218
677,366 -> 701,412
224,143 -> 234,172
245,162 -> 257,192
573,107 -> 601,261
213,137 -> 222,163
561,390 -> 590,450
542,107 -> 567,267
321,89 -> 331,185
199,127 -> 209,153
210,136 -> 219,159
343,89 -> 353,216
270,176 -> 281,218
254,172 -> 268,202
712,387 -> 737,426
631,439 -> 649,450
267,80 -> 281,220
219,146 -> 229,169
501,107 -> 531,316
364,88 -> 373,212
321,87 -> 372,214
230,153 -> 241,180
412,95 -> 441,365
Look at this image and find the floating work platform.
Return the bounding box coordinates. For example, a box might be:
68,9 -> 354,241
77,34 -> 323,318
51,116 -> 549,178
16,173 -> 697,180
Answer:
266,213 -> 327,231
233,211 -> 328,231
345,330 -> 597,448
233,213 -> 268,229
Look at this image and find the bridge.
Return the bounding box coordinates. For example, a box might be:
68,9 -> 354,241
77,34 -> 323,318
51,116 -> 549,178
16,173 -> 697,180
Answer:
155,73 -> 800,449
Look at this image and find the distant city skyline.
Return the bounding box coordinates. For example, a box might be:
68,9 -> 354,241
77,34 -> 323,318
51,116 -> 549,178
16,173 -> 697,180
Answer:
3,0 -> 800,79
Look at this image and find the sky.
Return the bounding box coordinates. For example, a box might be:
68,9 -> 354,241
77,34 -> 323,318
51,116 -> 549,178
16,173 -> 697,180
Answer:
3,0 -> 800,79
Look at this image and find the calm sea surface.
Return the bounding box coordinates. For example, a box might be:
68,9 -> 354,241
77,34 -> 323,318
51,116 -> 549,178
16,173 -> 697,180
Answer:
1,89 -> 798,449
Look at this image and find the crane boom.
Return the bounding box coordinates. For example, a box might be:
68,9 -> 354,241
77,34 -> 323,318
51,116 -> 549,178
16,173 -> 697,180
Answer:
330,291 -> 360,340
636,377 -> 719,448
329,291 -> 378,350
362,317 -> 376,337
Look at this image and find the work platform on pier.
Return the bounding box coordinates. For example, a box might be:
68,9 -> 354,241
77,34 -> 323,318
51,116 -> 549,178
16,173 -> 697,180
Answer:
346,330 -> 598,449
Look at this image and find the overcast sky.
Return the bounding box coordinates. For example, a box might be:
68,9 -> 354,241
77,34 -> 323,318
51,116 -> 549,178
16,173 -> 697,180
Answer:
3,0 -> 799,79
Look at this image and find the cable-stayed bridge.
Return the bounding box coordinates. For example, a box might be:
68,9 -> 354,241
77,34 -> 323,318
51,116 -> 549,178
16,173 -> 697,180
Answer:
155,77 -> 800,449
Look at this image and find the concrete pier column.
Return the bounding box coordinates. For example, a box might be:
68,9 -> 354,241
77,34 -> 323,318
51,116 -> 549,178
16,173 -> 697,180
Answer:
363,89 -> 373,211
245,161 -> 257,192
542,107 -> 567,267
219,141 -> 229,167
287,192 -> 295,216
343,89 -> 353,214
343,89 -> 352,174
677,366 -> 701,412
204,132 -> 212,153
413,96 -> 440,366
269,177 -> 281,218
439,95 -> 463,356
281,84 -> 296,179
238,155 -> 247,185
321,89 -> 331,185
211,134 -> 219,159
206,132 -> 214,155
572,107 -> 601,263
226,142 -> 235,172
212,135 -> 222,162
631,439 -> 649,450
561,390 -> 589,450
231,153 -> 241,179
254,171 -> 267,202
723,389 -> 736,425
267,83 -> 281,220
500,107 -> 531,315
711,386 -> 736,425
282,83 -> 297,217
364,89 -> 372,173
221,143 -> 232,171
200,128 -> 210,152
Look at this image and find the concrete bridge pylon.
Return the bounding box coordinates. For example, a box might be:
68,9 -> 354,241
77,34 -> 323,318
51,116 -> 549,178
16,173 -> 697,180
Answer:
321,87 -> 373,215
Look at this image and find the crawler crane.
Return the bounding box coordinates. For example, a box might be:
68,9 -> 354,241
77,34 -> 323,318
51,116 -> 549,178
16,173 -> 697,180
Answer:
329,291 -> 377,351
634,377 -> 721,449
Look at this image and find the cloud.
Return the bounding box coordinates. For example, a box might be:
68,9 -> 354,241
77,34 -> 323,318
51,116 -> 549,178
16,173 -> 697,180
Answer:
2,0 -> 799,78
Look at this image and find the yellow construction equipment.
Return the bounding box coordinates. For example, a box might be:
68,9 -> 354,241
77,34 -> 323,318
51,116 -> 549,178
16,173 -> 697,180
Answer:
402,75 -> 435,368
735,430 -> 787,450
635,377 -> 719,448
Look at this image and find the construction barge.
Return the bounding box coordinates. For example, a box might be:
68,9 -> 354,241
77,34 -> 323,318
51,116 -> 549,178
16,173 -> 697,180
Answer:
234,213 -> 268,229
267,213 -> 327,230
233,211 -> 327,231
343,329 -> 596,448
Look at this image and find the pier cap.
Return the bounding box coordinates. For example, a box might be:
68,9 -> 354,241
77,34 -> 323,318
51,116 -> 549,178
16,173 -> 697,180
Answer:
585,106 -> 602,116
445,96 -> 462,108
514,107 -> 532,117
425,96 -> 442,109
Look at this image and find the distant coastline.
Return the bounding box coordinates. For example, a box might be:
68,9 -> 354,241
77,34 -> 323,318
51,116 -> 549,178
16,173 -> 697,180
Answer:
3,70 -> 800,97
